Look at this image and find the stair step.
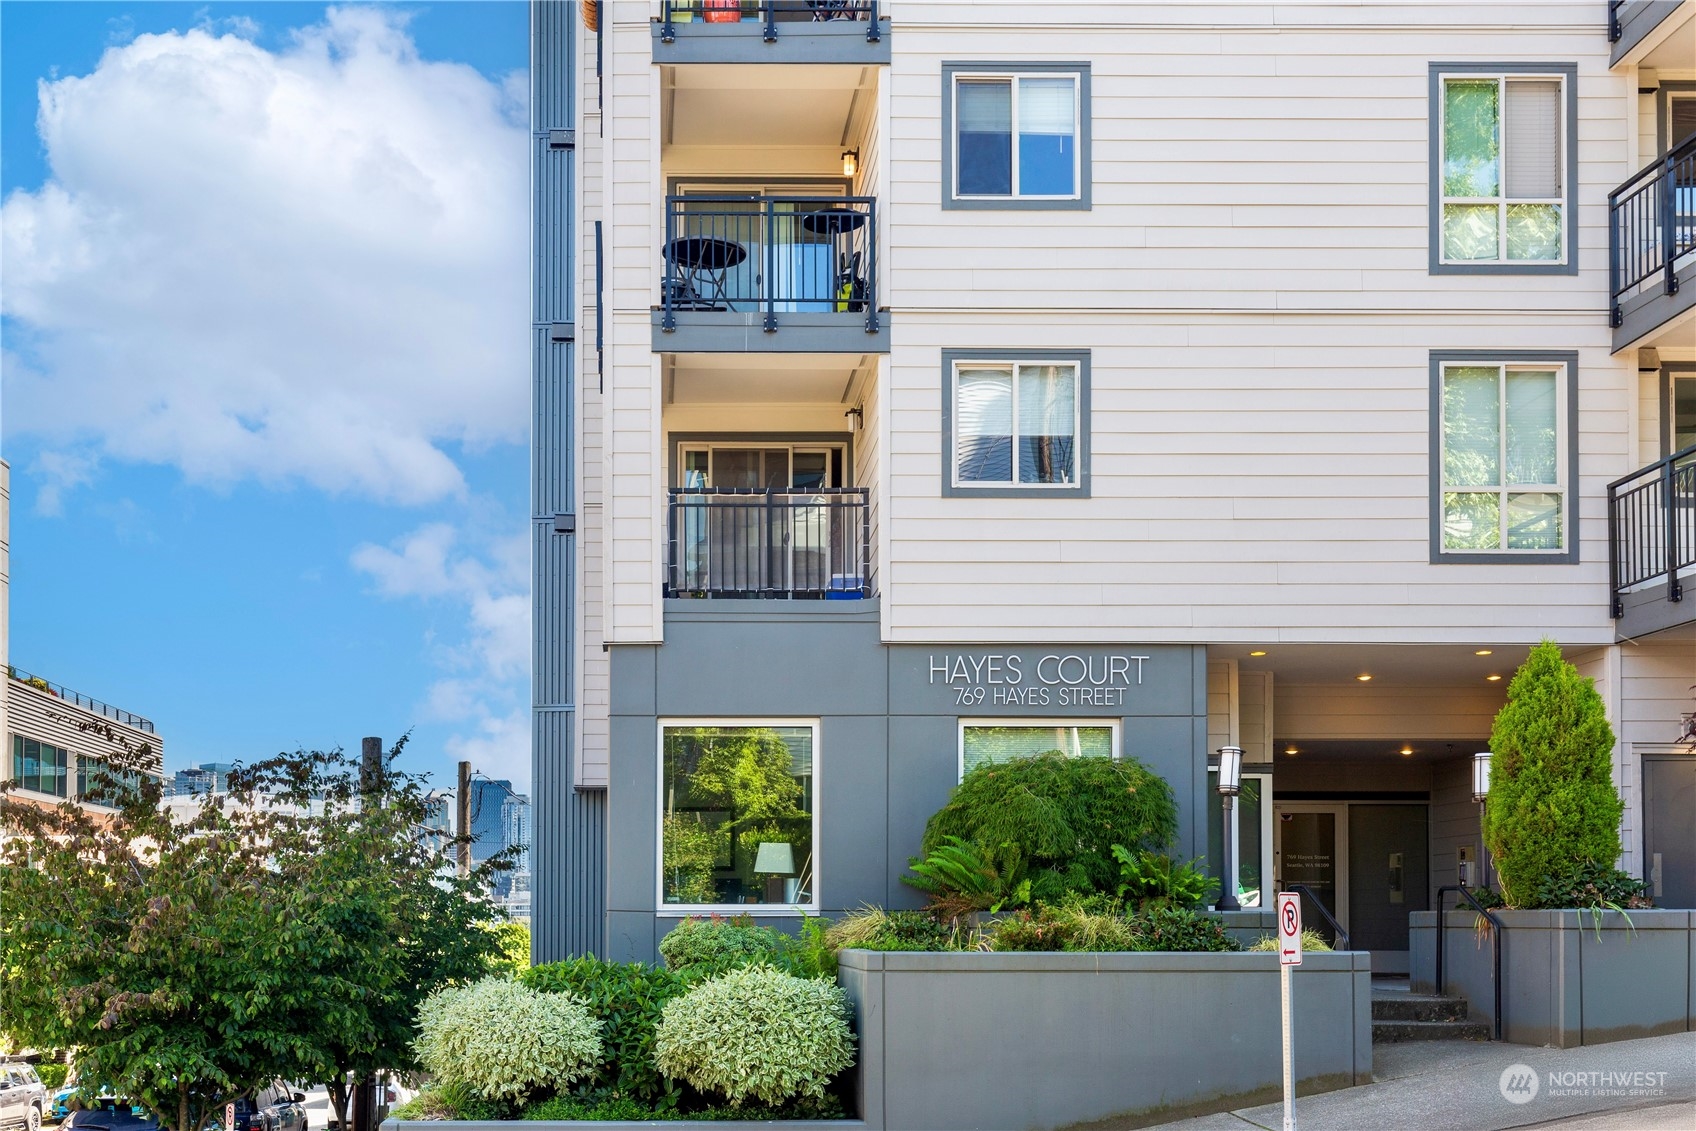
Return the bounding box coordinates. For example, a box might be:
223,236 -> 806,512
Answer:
1371,993 -> 1470,1022
1372,1018 -> 1492,1043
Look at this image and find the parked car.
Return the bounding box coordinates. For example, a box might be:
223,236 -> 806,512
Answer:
53,1089 -> 145,1124
0,1067 -> 49,1131
59,1101 -> 155,1131
226,1084 -> 306,1131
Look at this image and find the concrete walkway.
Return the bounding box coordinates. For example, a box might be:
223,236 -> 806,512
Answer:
1136,1032 -> 1696,1131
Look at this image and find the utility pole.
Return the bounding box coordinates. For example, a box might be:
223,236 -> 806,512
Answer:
457,760 -> 472,878
359,735 -> 383,797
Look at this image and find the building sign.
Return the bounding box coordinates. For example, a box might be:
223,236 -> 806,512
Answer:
886,644 -> 1196,717
926,652 -> 1148,708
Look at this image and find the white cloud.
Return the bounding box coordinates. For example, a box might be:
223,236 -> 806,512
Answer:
445,709 -> 531,790
352,520 -> 532,788
31,448 -> 100,516
1,7 -> 529,505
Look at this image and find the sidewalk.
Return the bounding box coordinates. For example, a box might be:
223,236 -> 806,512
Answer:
1135,1031 -> 1695,1131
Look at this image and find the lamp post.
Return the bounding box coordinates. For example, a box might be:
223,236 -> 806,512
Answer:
1472,751 -> 1493,891
1216,745 -> 1244,912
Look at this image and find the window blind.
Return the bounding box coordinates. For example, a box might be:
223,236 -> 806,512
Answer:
1504,80 -> 1561,198
1018,77 -> 1075,137
957,80 -> 1011,133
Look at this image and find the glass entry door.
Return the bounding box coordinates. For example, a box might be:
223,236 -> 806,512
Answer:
677,445 -> 844,595
1274,804 -> 1347,946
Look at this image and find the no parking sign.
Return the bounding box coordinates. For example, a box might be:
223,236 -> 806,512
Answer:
1277,891 -> 1303,966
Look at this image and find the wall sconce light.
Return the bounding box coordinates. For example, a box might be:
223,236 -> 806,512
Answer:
845,405 -> 864,431
841,148 -> 860,177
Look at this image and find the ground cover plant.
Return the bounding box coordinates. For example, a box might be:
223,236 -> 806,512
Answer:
1483,641 -> 1646,910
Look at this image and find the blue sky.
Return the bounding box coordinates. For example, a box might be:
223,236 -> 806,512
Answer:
2,1 -> 535,791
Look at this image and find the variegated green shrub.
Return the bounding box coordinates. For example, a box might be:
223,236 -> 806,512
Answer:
415,976 -> 604,1102
653,966 -> 855,1106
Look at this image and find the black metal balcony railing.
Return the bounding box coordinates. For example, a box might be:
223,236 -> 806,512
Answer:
666,487 -> 871,599
661,195 -> 879,335
1608,444 -> 1696,617
1608,0 -> 1626,40
7,666 -> 157,733
1609,134 -> 1696,325
660,1 -> 881,45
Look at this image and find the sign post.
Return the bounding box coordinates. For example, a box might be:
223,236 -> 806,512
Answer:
1277,891 -> 1303,1131
224,1104 -> 236,1131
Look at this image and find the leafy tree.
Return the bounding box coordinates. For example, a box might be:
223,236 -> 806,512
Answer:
662,728 -> 808,900
0,740 -> 505,1131
921,751 -> 1176,903
484,920 -> 533,977
1483,640 -> 1626,908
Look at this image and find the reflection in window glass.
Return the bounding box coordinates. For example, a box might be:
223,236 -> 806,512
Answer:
1441,363 -> 1563,552
661,725 -> 814,907
1440,75 -> 1565,263
1206,772 -> 1265,908
11,735 -> 69,798
961,724 -> 1114,777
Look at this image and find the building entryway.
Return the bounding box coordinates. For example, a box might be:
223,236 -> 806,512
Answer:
1644,750 -> 1696,907
1274,801 -> 1430,974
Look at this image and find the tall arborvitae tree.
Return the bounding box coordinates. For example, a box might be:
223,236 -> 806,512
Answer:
1483,640 -> 1624,908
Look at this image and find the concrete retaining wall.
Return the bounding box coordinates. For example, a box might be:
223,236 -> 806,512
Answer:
838,948 -> 1373,1131
1410,909 -> 1696,1047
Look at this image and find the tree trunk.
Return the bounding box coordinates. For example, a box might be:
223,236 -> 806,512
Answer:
177,1082 -> 189,1131
326,1078 -> 349,1131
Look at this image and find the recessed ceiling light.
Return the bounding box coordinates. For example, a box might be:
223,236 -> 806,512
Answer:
1486,674 -> 1503,682
1357,674 -> 1373,682
1249,650 -> 1267,657
1400,746 -> 1414,756
1475,649 -> 1493,656
1284,746 -> 1299,755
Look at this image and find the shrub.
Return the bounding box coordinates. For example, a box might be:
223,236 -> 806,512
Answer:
35,1063 -> 68,1090
1531,860 -> 1651,911
903,835 -> 1028,917
1111,847 -> 1216,910
825,906 -> 960,953
390,1087 -> 476,1122
657,915 -> 790,976
519,956 -> 694,1106
654,967 -> 855,1106
987,898 -> 1138,953
415,976 -> 603,1103
1127,907 -> 1240,952
1248,929 -> 1332,953
1484,641 -> 1626,908
921,752 -> 1177,903
520,1093 -> 656,1121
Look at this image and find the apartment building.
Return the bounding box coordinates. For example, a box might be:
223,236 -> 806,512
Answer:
531,1 -> 1696,970
5,667 -> 165,815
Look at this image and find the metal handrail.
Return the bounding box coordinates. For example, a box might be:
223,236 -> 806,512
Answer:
665,487 -> 872,599
1608,0 -> 1624,41
660,1 -> 881,45
1285,883 -> 1350,950
660,195 -> 878,335
1435,884 -> 1503,1041
1609,132 -> 1696,324
7,666 -> 157,733
1607,443 -> 1695,616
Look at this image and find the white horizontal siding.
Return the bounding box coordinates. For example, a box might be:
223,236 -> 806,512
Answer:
5,680 -> 164,780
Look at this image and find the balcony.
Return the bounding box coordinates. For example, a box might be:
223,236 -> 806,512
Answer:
1608,445 -> 1695,637
1609,1 -> 1693,67
8,665 -> 157,734
1608,135 -> 1696,350
654,1 -> 889,65
665,487 -> 872,599
655,194 -> 886,352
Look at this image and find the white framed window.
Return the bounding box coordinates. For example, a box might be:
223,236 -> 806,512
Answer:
948,357 -> 1083,491
658,720 -> 818,913
1434,69 -> 1571,268
957,719 -> 1119,780
1437,360 -> 1567,555
943,64 -> 1090,209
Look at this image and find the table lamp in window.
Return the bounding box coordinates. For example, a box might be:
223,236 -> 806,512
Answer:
753,841 -> 795,904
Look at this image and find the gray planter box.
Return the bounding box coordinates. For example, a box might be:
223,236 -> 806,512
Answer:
1410,909 -> 1696,1047
838,948 -> 1373,1131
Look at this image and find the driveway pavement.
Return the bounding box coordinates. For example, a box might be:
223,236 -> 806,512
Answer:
1135,1032 -> 1695,1131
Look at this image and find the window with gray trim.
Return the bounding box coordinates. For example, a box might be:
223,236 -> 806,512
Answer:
1428,64 -> 1577,274
942,63 -> 1090,210
1429,351 -> 1578,563
942,349 -> 1090,497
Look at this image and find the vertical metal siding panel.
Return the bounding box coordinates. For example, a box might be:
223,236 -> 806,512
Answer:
531,0 -> 599,961
534,146 -> 574,325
